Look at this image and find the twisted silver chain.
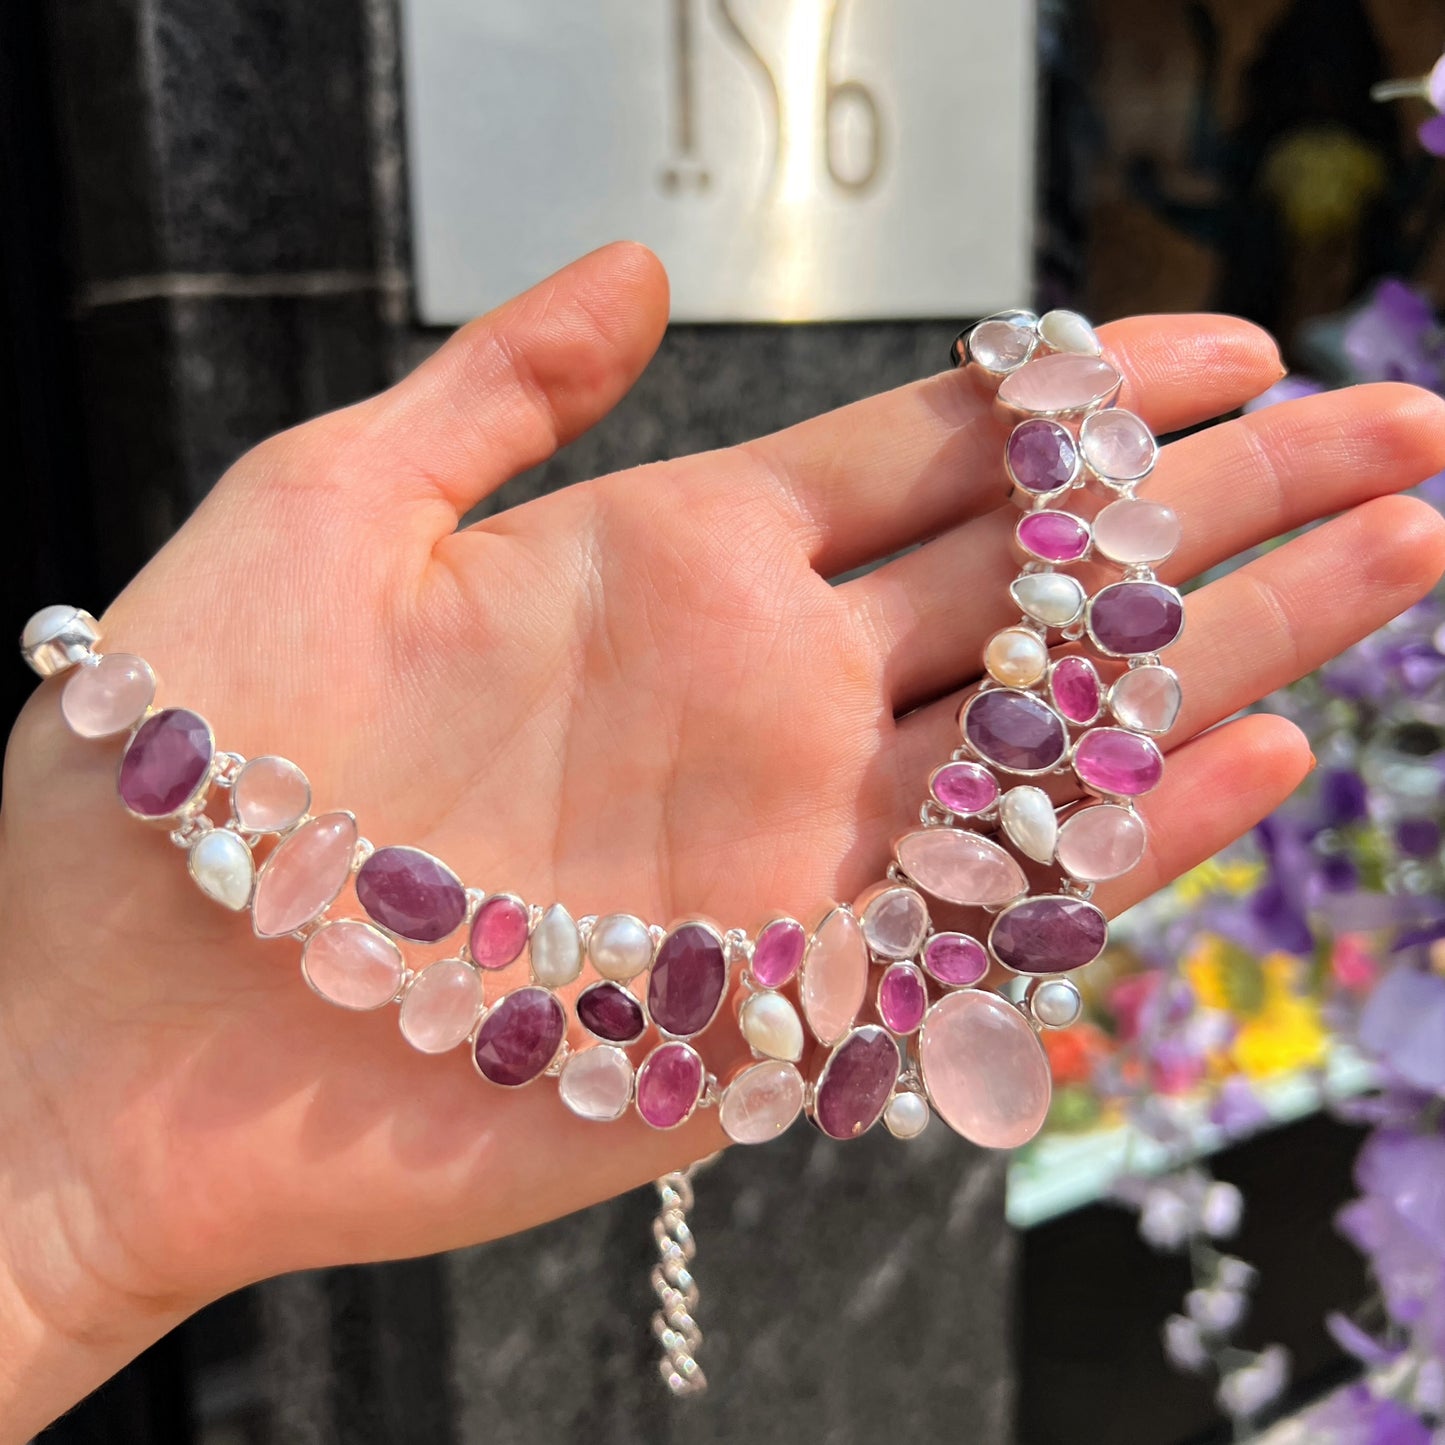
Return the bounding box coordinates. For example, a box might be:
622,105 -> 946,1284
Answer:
651,1167 -> 707,1397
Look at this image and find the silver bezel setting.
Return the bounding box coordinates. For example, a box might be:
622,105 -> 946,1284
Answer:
807,1024 -> 900,1140
558,1044 -> 635,1123
1003,417 -> 1083,506
300,918 -> 405,1012
576,978 -> 649,1046
1047,655 -> 1104,726
355,843 -> 468,945
1105,663 -> 1183,736
635,1040 -> 707,1130
960,688 -> 1071,778
646,917 -> 731,1040
1079,407 -> 1160,488
116,707 -> 218,824
1084,580 -> 1186,659
471,984 -> 568,1088
1014,509 -> 1093,565
231,754 -> 312,834
986,894 -> 1109,977
398,956 -> 484,1054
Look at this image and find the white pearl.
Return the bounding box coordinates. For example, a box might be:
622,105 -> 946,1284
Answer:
22,604 -> 80,649
884,1091 -> 931,1139
1011,573 -> 1086,628
1031,977 -> 1082,1029
1000,786 -> 1058,863
188,829 -> 255,911
984,627 -> 1048,688
530,903 -> 582,988
739,991 -> 805,1062
1039,309 -> 1101,356
587,912 -> 653,981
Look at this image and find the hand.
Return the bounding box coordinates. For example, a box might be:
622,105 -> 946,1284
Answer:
3,243 -> 1443,1437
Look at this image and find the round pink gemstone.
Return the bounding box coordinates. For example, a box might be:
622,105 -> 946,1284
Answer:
963,688 -> 1068,773
118,708 -> 213,818
399,958 -> 482,1053
356,846 -> 467,943
998,352 -> 1122,415
814,1026 -> 900,1141
576,980 -> 646,1043
233,756 -> 310,832
1073,727 -> 1165,796
473,986 -> 566,1087
878,963 -> 928,1035
1109,665 -> 1182,735
468,894 -> 531,969
859,885 -> 929,960
895,828 -> 1028,909
989,895 -> 1108,974
1016,510 -> 1090,563
1057,804 -> 1148,883
1080,408 -> 1157,482
752,917 -> 806,988
636,1042 -> 705,1129
1006,419 -> 1078,494
1093,498 -> 1180,566
719,1060 -> 805,1145
968,317 -> 1034,371
800,907 -> 870,1046
1087,581 -> 1184,657
252,811 -> 358,938
1050,656 -> 1102,725
559,1046 -> 634,1122
923,932 -> 990,987
930,761 -> 999,815
647,923 -> 728,1037
918,990 -> 1051,1148
302,919 -> 404,1010
62,653 -> 155,738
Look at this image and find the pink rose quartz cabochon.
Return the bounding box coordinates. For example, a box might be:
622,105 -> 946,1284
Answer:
62,653 -> 155,738
232,756 -> 311,833
719,1061 -> 806,1145
998,352 -> 1122,415
302,920 -> 404,1010
558,1046 -> 634,1122
251,811 -> 358,939
895,828 -> 1028,909
398,958 -> 483,1053
800,908 -> 870,1046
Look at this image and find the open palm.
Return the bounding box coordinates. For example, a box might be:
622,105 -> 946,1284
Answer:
4,244 -> 1444,1436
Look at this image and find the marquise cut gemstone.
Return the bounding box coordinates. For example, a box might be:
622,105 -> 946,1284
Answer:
929,761 -> 999,816
636,1042 -> 705,1129
1011,573 -> 1086,629
1073,727 -> 1165,797
962,688 -> 1068,774
923,932 -> 990,987
1093,498 -> 1180,566
576,980 -> 646,1043
232,756 -> 310,833
999,353 -> 1122,415
918,990 -> 1051,1148
719,1060 -> 805,1145
800,907 -> 869,1046
1088,581 -> 1184,657
878,963 -> 928,1035
647,922 -> 727,1037
1056,804 -> 1147,883
62,653 -> 155,738
989,895 -> 1108,974
399,958 -> 482,1053
1050,655 -> 1102,724
751,917 -> 807,988
118,708 -> 213,818
1109,665 -> 1182,735
473,986 -> 566,1086
896,828 -> 1028,908
559,1045 -> 633,1122
1080,408 -> 1157,483
814,1026 -> 900,1141
1016,510 -> 1091,563
859,884 -> 929,960
468,894 -> 530,969
356,846 -> 467,943
302,920 -> 404,1010
252,811 -> 358,938
1006,419 -> 1077,494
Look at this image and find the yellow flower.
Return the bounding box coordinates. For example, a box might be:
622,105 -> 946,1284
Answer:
1173,858 -> 1265,907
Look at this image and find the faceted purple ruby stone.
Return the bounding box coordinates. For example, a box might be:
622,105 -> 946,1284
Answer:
815,1026 -> 900,1140
922,932 -> 990,987
1050,656 -> 1102,724
356,846 -> 467,943
1073,728 -> 1165,797
1088,581 -> 1184,657
576,980 -> 646,1043
752,917 -> 806,988
963,689 -> 1068,774
473,986 -> 566,1086
990,896 -> 1108,975
636,1043 -> 705,1129
878,964 -> 928,1035
1006,419 -> 1078,494
647,922 -> 728,1037
118,708 -> 213,817
930,760 -> 999,815
1017,510 -> 1090,563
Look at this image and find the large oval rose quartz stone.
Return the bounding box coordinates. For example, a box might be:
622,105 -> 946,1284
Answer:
473,986 -> 566,1087
989,895 -> 1108,975
302,919 -> 404,1010
252,811 -> 358,938
63,653 -> 155,738
895,828 -> 1028,909
1056,804 -> 1147,883
118,707 -> 213,818
1087,581 -> 1184,657
647,923 -> 728,1037
636,1042 -> 705,1129
719,1060 -> 805,1145
998,352 -> 1122,415
814,1026 -> 900,1141
751,917 -> 807,988
800,907 -> 869,1046
962,689 -> 1068,774
356,846 -> 467,943
1073,728 -> 1165,797
399,958 -> 482,1053
918,990 -> 1051,1148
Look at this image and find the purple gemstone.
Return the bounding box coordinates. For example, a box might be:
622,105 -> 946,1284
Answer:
1050,656 -> 1102,724
923,932 -> 990,986
469,895 -> 530,969
576,980 -> 646,1043
1006,419 -> 1078,494
878,963 -> 928,1035
473,986 -> 566,1086
752,918 -> 806,988
963,689 -> 1068,774
991,896 -> 1107,975
929,761 -> 1000,815
1016,510 -> 1091,563
814,1026 -> 900,1140
1087,581 -> 1184,657
356,846 -> 467,942
636,1042 -> 705,1128
1073,728 -> 1165,797
117,708 -> 213,818
647,923 -> 728,1037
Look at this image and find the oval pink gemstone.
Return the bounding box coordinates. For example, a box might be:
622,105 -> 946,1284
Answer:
895,828 -> 1028,908
923,932 -> 990,987
800,907 -> 869,1046
473,986 -> 566,1087
647,922 -> 728,1037
252,811 -> 358,938
878,963 -> 928,1034
1057,804 -> 1148,883
1073,727 -> 1165,797
118,708 -> 214,818
719,1060 -> 805,1145
859,884 -> 929,960
1016,510 -> 1091,563
962,688 -> 1068,773
1050,656 -> 1102,725
1087,581 -> 1185,657
233,756 -> 311,832
62,653 -> 155,738
1109,664 -> 1183,735
576,980 -> 646,1043
636,1042 -> 705,1129
468,894 -> 531,969
989,895 -> 1108,974
918,989 -> 1051,1148
1080,408 -> 1157,482
302,920 -> 404,1010
999,352 -> 1122,416
1093,498 -> 1180,566
399,958 -> 482,1052
930,761 -> 1000,815
357,846 -> 467,943
751,917 -> 806,988
814,1026 -> 900,1140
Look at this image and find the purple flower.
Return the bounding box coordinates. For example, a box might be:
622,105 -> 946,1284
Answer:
1395,817 -> 1441,859
1308,1383 -> 1432,1445
1343,280 -> 1445,390
1419,114 -> 1445,157
1321,768 -> 1370,827
1210,1076 -> 1271,1136
1358,967 -> 1445,1094
1324,1311 -> 1402,1367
